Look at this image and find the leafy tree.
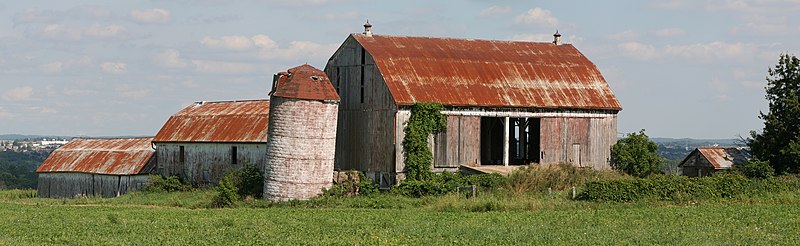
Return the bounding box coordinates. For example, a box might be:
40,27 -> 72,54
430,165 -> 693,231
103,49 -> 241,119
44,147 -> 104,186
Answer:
733,159 -> 775,179
749,54 -> 800,174
611,129 -> 664,177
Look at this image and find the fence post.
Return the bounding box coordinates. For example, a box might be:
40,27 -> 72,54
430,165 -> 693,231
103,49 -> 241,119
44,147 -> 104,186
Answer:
572,186 -> 576,199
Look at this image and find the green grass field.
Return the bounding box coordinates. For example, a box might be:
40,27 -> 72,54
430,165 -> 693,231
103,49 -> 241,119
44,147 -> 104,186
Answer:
1,190 -> 799,245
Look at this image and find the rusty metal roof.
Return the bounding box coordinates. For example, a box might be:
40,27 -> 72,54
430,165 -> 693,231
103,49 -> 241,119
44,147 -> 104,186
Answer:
272,64 -> 340,101
696,147 -> 748,169
352,34 -> 622,110
36,138 -> 154,175
153,100 -> 270,143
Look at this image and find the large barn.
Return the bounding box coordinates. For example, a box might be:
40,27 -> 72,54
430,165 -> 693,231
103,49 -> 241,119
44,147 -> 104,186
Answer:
325,25 -> 622,186
36,138 -> 155,198
153,100 -> 270,186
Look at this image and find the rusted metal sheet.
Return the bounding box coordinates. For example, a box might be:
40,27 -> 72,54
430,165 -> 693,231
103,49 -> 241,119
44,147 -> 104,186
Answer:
352,34 -> 622,111
153,100 -> 270,143
271,64 -> 340,101
36,138 -> 155,175
697,148 -> 747,169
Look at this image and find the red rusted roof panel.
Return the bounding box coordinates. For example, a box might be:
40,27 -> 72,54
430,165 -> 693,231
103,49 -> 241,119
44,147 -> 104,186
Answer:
697,147 -> 747,169
36,138 -> 154,175
353,35 -> 622,110
153,100 -> 270,143
272,64 -> 340,101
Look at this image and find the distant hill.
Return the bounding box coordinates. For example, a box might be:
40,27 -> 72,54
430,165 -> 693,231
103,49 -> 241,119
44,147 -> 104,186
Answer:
650,137 -> 743,161
0,151 -> 48,189
0,134 -> 150,140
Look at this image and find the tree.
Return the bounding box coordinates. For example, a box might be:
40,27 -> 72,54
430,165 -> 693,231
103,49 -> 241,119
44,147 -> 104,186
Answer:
611,129 -> 664,177
749,54 -> 800,174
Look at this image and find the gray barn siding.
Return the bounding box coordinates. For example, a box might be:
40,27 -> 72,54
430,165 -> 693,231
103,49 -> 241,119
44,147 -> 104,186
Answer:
156,143 -> 267,186
37,173 -> 149,198
540,117 -> 616,168
325,36 -> 397,184
432,115 -> 481,168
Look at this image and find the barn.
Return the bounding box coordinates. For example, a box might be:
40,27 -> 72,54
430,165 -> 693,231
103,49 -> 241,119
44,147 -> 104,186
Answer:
679,147 -> 748,177
36,138 -> 155,198
324,24 -> 621,186
153,100 -> 270,186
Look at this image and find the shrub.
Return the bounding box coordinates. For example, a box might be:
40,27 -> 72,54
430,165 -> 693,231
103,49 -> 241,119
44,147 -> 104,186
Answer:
734,159 -> 775,179
393,172 -> 507,197
506,164 -> 624,196
144,175 -> 191,192
323,172 -> 379,197
577,174 -> 793,202
611,130 -> 664,177
211,175 -> 239,208
210,163 -> 264,208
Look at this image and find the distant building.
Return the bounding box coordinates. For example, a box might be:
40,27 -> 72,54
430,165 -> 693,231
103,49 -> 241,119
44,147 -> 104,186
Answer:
324,23 -> 621,186
153,100 -> 270,186
679,147 -> 748,177
36,138 -> 155,198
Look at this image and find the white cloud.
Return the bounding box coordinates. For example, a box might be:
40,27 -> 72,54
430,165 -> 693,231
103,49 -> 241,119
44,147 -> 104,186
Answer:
84,24 -> 128,39
731,15 -> 789,35
0,107 -> 11,119
606,30 -> 640,42
115,84 -> 149,99
130,8 -> 171,24
710,0 -> 800,13
100,62 -> 128,74
3,86 -> 34,101
154,49 -> 188,68
40,24 -> 82,40
515,8 -> 559,26
63,88 -> 97,96
28,106 -> 58,114
191,60 -> 258,74
618,41 -> 759,62
654,28 -> 686,37
200,34 -> 336,61
709,77 -> 730,101
480,6 -> 512,17
40,62 -> 64,74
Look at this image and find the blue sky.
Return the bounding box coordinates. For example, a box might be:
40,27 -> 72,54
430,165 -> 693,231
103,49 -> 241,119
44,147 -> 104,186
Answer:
1,0 -> 797,139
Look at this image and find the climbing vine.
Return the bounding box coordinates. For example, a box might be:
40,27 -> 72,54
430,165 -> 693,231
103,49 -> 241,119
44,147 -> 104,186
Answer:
402,102 -> 446,181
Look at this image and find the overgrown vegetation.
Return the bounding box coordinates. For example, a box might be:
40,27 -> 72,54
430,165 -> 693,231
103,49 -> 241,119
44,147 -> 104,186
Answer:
749,53 -> 800,174
506,164 -> 626,196
211,163 -> 263,208
733,159 -> 775,179
578,174 -> 800,202
322,172 -> 379,198
143,175 -> 192,192
402,102 -> 446,181
0,151 -> 47,189
611,129 -> 664,177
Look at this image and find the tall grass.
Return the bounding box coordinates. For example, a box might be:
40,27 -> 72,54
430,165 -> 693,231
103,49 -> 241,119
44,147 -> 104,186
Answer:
0,189 -> 36,201
506,163 -> 626,196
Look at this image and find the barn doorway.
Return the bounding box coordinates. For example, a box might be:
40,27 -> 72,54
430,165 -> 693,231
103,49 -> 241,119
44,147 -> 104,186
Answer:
480,117 -> 540,165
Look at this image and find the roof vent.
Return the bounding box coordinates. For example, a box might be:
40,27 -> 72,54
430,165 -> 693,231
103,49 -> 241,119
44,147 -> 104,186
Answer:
553,30 -> 562,45
363,20 -> 373,37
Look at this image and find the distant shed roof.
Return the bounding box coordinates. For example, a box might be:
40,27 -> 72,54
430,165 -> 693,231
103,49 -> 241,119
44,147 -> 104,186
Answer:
272,64 -> 340,101
36,138 -> 154,175
350,34 -> 622,110
680,147 -> 749,169
153,100 -> 270,143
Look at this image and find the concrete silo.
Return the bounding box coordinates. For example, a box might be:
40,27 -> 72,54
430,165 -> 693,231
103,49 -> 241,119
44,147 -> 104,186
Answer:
263,64 -> 340,200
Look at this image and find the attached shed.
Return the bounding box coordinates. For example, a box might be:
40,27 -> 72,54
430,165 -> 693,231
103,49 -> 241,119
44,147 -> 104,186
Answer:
679,147 -> 748,177
325,25 -> 621,186
36,138 -> 155,198
153,100 -> 270,186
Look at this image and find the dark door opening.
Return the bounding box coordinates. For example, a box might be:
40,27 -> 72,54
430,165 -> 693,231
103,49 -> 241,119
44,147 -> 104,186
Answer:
480,117 -> 541,165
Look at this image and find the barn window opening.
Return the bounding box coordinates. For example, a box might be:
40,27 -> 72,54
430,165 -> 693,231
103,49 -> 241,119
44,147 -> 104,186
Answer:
231,146 -> 238,165
360,48 -> 366,104
179,146 -> 185,163
335,67 -> 340,93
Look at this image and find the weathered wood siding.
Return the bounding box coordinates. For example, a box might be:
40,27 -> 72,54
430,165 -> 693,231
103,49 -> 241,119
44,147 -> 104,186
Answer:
325,36 -> 397,185
37,173 -> 150,198
155,143 -> 267,186
432,115 -> 481,168
540,116 -> 616,169
680,152 -> 715,177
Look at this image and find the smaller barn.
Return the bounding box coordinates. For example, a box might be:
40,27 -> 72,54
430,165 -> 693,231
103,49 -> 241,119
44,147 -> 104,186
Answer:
153,100 -> 270,186
36,138 -> 155,198
679,147 -> 748,177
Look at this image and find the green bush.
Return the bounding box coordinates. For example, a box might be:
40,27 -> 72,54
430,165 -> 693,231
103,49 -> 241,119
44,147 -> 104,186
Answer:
323,172 -> 379,197
402,102 -> 446,181
735,159 -> 775,179
611,130 -> 664,177
506,164 -> 624,196
211,175 -> 239,208
144,175 -> 191,192
577,174 -> 795,202
393,172 -> 507,197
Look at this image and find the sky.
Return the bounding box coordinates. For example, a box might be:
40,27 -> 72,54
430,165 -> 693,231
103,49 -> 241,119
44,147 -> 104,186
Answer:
0,0 -> 797,139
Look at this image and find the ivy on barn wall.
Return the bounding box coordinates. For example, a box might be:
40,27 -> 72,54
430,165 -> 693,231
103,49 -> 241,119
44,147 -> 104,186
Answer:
402,102 -> 447,181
